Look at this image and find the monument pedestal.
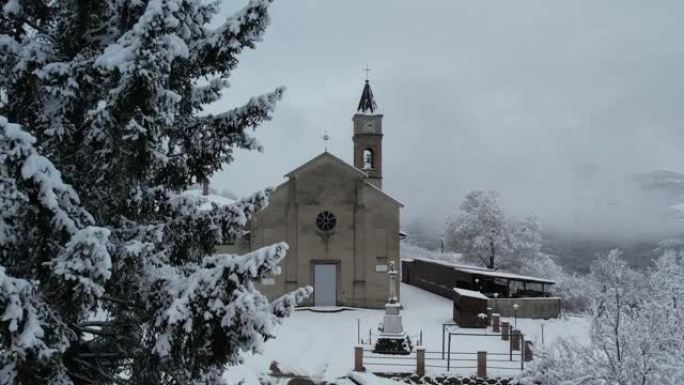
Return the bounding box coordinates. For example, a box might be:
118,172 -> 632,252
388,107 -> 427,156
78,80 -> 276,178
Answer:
373,263 -> 412,355
381,303 -> 403,334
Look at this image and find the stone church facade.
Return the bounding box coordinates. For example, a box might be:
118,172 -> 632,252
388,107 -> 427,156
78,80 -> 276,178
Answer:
220,80 -> 402,309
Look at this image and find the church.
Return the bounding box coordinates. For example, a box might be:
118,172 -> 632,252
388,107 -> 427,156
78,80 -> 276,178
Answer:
220,80 -> 403,309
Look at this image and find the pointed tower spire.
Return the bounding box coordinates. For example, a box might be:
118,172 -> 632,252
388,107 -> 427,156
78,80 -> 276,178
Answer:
353,77 -> 384,189
357,80 -> 378,114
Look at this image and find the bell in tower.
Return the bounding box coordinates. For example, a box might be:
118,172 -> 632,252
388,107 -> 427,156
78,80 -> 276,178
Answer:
353,79 -> 384,189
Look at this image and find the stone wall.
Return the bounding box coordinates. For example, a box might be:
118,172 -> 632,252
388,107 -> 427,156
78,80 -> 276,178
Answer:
489,297 -> 561,319
401,259 -> 456,299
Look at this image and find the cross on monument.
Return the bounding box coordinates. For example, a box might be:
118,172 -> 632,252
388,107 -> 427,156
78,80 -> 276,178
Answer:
322,131 -> 330,152
364,65 -> 371,81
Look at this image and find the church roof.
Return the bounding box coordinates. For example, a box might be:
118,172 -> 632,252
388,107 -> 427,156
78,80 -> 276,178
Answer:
364,179 -> 404,208
285,152 -> 367,179
356,80 -> 378,114
283,152 -> 403,208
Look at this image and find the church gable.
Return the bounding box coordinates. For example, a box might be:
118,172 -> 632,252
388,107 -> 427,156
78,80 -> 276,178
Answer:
290,156 -> 362,206
285,152 -> 366,180
282,152 -> 365,206
282,152 -> 402,208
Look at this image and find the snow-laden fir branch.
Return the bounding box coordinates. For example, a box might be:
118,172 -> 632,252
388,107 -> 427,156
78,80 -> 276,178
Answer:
0,1 -> 308,384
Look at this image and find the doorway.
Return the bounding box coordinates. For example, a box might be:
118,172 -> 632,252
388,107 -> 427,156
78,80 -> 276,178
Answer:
313,263 -> 337,306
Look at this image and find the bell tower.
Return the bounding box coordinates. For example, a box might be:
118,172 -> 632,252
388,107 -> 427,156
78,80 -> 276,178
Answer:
353,79 -> 384,189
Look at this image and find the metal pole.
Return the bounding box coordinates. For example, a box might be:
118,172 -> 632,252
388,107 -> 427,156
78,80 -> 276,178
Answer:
420,330 -> 423,346
357,318 -> 360,344
520,334 -> 525,370
514,310 -> 517,329
447,333 -> 452,371
442,324 -> 444,359
369,329 -> 372,345
509,330 -> 513,361
541,323 -> 545,345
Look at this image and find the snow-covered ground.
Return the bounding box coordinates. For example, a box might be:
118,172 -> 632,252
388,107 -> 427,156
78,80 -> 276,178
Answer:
224,283 -> 589,384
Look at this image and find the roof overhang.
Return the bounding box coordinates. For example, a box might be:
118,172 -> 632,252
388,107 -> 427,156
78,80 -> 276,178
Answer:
285,152 -> 367,179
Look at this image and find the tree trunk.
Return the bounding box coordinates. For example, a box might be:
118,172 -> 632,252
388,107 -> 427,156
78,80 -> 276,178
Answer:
488,240 -> 495,269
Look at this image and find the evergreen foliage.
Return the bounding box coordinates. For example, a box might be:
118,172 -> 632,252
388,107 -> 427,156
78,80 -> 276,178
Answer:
0,1 -> 311,384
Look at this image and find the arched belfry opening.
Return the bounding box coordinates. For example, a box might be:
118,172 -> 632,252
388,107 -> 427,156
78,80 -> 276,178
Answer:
363,149 -> 374,170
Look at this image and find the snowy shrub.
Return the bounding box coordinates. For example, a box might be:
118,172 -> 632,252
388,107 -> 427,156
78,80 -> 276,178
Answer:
0,1 -> 310,384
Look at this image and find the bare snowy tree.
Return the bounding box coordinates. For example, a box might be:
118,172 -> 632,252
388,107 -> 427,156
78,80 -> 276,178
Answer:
444,191 -> 511,269
444,191 -> 542,271
520,249 -> 684,385
510,215 -> 542,267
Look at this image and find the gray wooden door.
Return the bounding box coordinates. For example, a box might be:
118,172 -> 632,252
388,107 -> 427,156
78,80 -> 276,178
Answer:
313,264 -> 337,307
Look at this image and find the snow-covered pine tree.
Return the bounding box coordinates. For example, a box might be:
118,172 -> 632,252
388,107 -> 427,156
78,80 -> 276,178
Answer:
0,1 -> 311,384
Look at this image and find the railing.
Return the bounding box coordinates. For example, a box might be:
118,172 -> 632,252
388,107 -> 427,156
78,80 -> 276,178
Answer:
354,316 -> 534,376
355,344 -> 531,376
442,333 -> 525,370
361,348 -> 418,371
444,319 -> 533,358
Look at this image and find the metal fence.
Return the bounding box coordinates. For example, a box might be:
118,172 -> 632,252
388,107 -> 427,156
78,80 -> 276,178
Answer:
354,321 -> 532,375
441,322 -> 528,371
356,345 -> 526,375
361,348 -> 418,372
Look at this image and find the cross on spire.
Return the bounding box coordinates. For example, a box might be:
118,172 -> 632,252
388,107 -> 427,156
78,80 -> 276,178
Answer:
322,131 -> 330,152
364,65 -> 371,81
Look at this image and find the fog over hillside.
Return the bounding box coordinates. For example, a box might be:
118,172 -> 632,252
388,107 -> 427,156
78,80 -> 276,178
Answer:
208,1 -> 684,267
403,169 -> 684,272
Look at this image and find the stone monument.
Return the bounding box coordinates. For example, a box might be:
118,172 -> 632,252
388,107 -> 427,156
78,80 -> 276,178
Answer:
373,261 -> 412,354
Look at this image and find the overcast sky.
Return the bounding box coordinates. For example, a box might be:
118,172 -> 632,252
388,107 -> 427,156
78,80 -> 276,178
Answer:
208,0 -> 684,240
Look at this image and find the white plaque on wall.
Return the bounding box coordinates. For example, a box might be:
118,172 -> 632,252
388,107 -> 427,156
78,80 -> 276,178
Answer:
375,264 -> 388,272
261,278 -> 275,286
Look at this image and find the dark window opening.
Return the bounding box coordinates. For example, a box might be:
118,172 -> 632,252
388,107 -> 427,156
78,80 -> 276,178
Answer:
363,149 -> 374,169
316,211 -> 337,232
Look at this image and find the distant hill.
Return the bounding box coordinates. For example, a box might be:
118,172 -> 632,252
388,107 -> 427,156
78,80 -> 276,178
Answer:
541,231 -> 660,274
633,169 -> 684,224
540,170 -> 684,272
633,170 -> 684,205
